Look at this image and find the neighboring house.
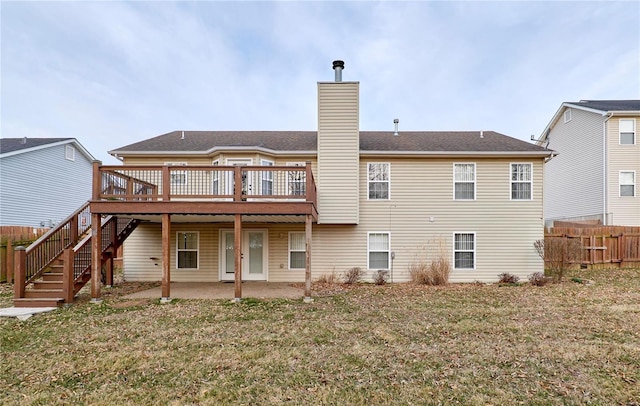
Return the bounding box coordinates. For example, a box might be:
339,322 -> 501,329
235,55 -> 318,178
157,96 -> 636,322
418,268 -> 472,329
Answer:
0,138 -> 95,227
537,100 -> 640,226
90,60 -> 552,299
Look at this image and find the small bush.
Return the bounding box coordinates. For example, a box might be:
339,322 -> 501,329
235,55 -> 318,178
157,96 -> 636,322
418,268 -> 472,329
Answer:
343,267 -> 364,284
316,273 -> 338,284
409,241 -> 451,286
527,272 -> 548,286
534,237 -> 582,282
498,273 -> 520,284
373,270 -> 389,285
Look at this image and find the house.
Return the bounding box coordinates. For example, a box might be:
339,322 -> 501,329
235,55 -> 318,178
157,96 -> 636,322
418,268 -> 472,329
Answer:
12,61 -> 554,306
0,138 -> 96,227
536,100 -> 640,226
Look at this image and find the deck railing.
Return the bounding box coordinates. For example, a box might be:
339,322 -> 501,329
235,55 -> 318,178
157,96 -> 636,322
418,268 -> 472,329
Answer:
95,163 -> 317,205
23,201 -> 92,284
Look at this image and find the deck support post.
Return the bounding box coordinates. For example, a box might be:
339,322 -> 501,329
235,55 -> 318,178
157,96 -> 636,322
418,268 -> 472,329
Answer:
90,213 -> 102,304
14,246 -> 26,299
234,213 -> 242,302
7,239 -> 14,284
62,248 -> 75,303
106,218 -> 117,287
304,214 -> 313,303
161,213 -> 171,303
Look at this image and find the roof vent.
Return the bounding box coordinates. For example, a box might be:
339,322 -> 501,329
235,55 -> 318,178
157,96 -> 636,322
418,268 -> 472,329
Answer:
181,131 -> 185,140
21,137 -> 27,144
332,60 -> 344,82
480,130 -> 484,138
393,119 -> 399,136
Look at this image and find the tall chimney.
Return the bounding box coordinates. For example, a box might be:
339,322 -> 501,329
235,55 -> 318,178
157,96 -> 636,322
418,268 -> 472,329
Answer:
332,60 -> 344,82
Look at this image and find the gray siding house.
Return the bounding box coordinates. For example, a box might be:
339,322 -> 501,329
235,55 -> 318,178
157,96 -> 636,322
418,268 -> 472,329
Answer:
537,100 -> 640,226
0,138 -> 96,227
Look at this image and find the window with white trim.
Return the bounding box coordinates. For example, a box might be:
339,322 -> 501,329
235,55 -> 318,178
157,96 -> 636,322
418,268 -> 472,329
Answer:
289,232 -> 306,269
368,163 -> 390,200
619,171 -> 636,197
564,109 -> 572,123
65,145 -> 75,161
454,163 -> 476,200
176,232 -> 199,269
511,163 -> 532,200
620,119 -> 636,145
261,159 -> 274,195
165,162 -> 187,185
287,162 -> 306,196
454,233 -> 475,270
368,232 -> 390,269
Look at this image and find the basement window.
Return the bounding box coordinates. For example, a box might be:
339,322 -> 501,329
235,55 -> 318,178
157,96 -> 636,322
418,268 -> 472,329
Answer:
289,232 -> 306,270
176,232 -> 199,269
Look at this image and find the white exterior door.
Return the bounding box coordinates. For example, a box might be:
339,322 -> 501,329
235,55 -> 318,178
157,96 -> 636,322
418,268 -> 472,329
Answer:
220,229 -> 268,281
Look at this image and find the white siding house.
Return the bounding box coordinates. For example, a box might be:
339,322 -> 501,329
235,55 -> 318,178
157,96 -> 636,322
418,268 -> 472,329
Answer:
537,100 -> 640,226
0,138 -> 95,227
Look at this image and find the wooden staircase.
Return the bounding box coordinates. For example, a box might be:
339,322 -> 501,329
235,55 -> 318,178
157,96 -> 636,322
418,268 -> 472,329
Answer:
13,202 -> 139,308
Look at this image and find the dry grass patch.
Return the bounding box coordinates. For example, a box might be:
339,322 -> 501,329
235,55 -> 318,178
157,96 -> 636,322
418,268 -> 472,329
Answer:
1,268 -> 639,405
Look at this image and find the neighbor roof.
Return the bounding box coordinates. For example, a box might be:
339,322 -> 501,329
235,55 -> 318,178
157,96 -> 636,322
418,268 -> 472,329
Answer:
109,130 -> 551,157
537,99 -> 640,144
0,138 -> 96,160
565,100 -> 640,112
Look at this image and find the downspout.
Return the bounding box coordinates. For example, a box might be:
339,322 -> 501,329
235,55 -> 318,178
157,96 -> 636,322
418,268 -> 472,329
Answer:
602,112 -> 613,225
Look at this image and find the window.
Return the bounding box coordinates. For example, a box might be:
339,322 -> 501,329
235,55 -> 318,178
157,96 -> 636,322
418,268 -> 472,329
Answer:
564,109 -> 572,123
65,145 -> 75,161
165,162 -> 187,185
511,163 -> 532,200
368,163 -> 390,200
261,159 -> 274,195
368,232 -> 390,269
289,232 -> 306,269
176,232 -> 198,269
454,163 -> 476,200
454,233 -> 475,269
620,171 -> 636,197
287,162 -> 306,196
620,119 -> 636,145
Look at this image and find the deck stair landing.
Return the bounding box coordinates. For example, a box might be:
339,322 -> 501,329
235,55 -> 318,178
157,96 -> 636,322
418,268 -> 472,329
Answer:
13,202 -> 139,308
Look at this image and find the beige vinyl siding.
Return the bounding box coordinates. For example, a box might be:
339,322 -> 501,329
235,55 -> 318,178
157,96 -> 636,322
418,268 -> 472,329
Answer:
123,223 -> 219,282
317,82 -> 359,224
349,157 -> 545,282
543,108 -> 605,222
607,117 -> 640,225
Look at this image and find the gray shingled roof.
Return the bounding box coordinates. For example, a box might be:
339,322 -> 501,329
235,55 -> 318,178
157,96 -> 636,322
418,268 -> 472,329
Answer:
110,130 -> 549,155
568,100 -> 640,112
0,138 -> 74,154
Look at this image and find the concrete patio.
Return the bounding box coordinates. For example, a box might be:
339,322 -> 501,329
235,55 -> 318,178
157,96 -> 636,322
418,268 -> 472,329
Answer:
123,282 -> 305,300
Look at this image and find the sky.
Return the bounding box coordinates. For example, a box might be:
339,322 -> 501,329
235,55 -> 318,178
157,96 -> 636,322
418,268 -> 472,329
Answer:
1,1 -> 639,164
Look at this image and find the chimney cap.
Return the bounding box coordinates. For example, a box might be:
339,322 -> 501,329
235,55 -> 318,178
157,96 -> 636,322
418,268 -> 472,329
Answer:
332,60 -> 345,70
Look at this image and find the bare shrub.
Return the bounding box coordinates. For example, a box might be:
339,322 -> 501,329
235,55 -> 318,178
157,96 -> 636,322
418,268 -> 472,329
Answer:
409,238 -> 451,286
528,272 -> 548,286
534,237 -> 582,282
343,267 -> 364,284
373,270 -> 389,285
316,273 -> 338,284
498,273 -> 520,284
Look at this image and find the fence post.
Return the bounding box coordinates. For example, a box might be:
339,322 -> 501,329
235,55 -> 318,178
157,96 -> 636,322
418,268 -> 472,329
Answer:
62,248 -> 74,303
162,166 -> 170,201
14,246 -> 26,299
6,239 -> 13,283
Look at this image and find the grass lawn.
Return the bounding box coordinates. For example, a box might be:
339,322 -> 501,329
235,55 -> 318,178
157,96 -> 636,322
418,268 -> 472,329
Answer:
1,268 -> 639,405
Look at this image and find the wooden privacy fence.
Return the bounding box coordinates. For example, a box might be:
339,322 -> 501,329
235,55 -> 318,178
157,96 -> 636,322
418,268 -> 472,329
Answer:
0,226 -> 50,283
545,226 -> 640,268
